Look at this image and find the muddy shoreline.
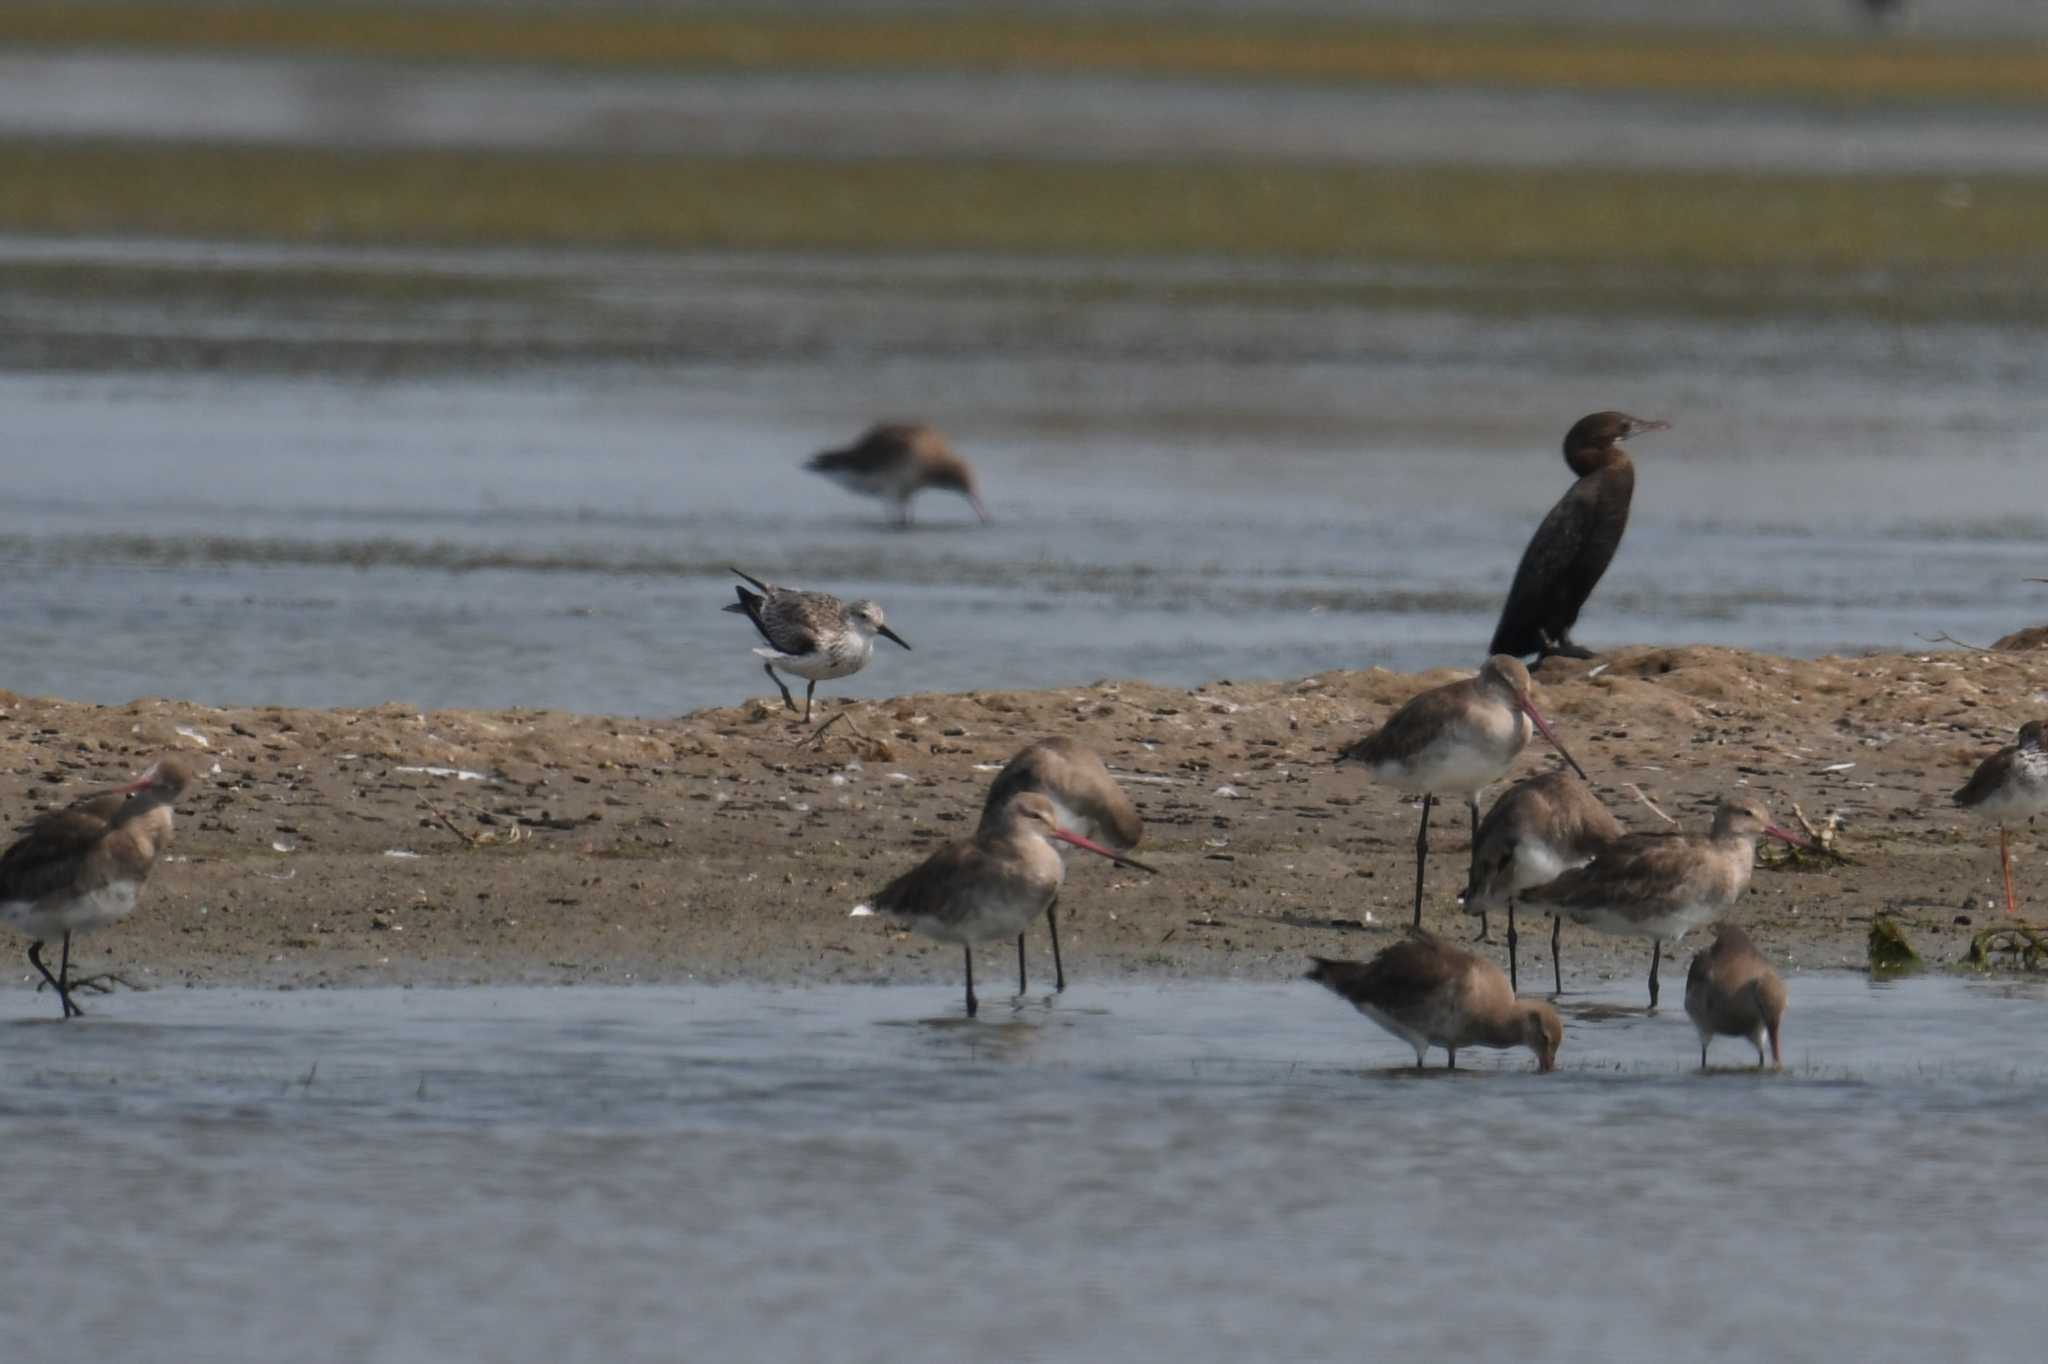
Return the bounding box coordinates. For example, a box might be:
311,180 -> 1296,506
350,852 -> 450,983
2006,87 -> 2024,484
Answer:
2,643 -> 2038,999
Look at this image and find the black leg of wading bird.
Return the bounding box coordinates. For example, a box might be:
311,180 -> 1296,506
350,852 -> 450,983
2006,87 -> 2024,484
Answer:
963,944 -> 977,1018
1016,933 -> 1028,994
1412,794 -> 1434,929
1476,909 -> 1491,944
27,940 -> 79,1019
1047,899 -> 1065,992
1551,915 -> 1564,997
65,971 -> 137,996
763,663 -> 797,713
1648,937 -> 1662,1011
1506,899 -> 1520,993
803,680 -> 816,724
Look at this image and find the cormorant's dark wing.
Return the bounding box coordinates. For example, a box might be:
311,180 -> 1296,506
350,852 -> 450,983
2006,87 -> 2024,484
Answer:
1489,470 -> 1631,657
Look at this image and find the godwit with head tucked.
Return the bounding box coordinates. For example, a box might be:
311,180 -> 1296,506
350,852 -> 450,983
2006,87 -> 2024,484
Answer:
1490,411 -> 1668,663
1521,794 -> 1810,1009
1462,768 -> 1622,994
1338,654 -> 1586,929
1952,719 -> 2048,916
1307,930 -> 1562,1072
1684,923 -> 1786,1070
806,422 -> 989,527
979,737 -> 1144,994
723,567 -> 910,723
863,791 -> 1156,1017
0,755 -> 193,1018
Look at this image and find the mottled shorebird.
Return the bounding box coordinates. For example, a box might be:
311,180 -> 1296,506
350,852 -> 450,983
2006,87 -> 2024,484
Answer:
862,791 -> 1156,1017
1952,719 -> 2048,916
0,755 -> 193,1018
1338,655 -> 1586,929
1684,922 -> 1786,1070
979,737 -> 1145,995
806,422 -> 989,527
1521,795 -> 1810,1010
1491,411 -> 1668,662
723,567 -> 910,722
1462,768 -> 1623,994
1307,930 -> 1562,1072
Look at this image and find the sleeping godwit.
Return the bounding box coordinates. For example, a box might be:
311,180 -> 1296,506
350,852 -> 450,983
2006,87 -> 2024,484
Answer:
1520,795 -> 1810,1009
863,791 -> 1156,1017
1462,768 -> 1623,994
1490,412 -> 1668,662
806,422 -> 989,527
979,737 -> 1144,994
1338,654 -> 1586,929
1684,923 -> 1786,1070
0,755 -> 193,1018
1952,719 -> 2048,916
1306,930 -> 1562,1072
723,567 -> 910,722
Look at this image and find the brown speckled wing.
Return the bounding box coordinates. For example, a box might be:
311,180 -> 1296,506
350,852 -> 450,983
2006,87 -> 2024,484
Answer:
758,591 -> 839,657
0,806 -> 117,903
1521,833 -> 1704,917
870,841 -> 983,924
1309,934 -> 1465,1015
1953,744 -> 2016,809
1341,677 -> 1480,768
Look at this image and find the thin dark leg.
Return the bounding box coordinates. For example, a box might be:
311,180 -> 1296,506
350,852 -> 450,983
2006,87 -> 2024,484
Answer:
1446,1047 -> 1457,1071
1412,794 -> 1434,929
58,933 -> 80,1019
762,663 -> 797,712
1701,1040 -> 1710,1069
1506,897 -> 1520,993
27,940 -> 71,1017
1016,933 -> 1028,994
1467,797 -> 1480,848
1047,899 -> 1065,992
963,944 -> 977,1018
803,680 -> 816,724
1551,915 -> 1563,997
1476,909 -> 1491,943
1648,937 -> 1662,1011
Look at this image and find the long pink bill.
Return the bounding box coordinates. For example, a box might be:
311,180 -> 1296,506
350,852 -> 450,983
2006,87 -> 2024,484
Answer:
1517,700 -> 1589,782
1051,828 -> 1159,875
1763,824 -> 1816,850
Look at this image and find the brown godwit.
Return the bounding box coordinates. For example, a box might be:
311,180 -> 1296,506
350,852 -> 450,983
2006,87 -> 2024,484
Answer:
723,567 -> 910,723
1683,922 -> 1786,1070
1952,719 -> 2048,916
1306,930 -> 1562,1072
1520,794 -> 1810,1010
862,791 -> 1156,1017
978,737 -> 1144,995
806,422 -> 990,527
1490,411 -> 1669,662
1462,768 -> 1623,994
1338,654 -> 1586,929
0,755 -> 193,1019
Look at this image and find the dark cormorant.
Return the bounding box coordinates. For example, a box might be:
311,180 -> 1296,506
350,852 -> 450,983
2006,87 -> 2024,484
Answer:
1488,411 -> 1668,662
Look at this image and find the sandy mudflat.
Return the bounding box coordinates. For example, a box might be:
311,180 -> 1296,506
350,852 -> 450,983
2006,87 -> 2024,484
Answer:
1,644 -> 2040,998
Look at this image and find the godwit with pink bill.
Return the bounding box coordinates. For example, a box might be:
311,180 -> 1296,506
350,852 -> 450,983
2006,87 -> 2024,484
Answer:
806,422 -> 990,527
1462,768 -> 1622,994
0,755 -> 193,1019
860,791 -> 1157,1017
1952,719 -> 2048,917
1338,654 -> 1586,929
979,737 -> 1145,995
1684,923 -> 1786,1070
723,567 -> 910,723
1306,930 -> 1562,1072
1520,794 -> 1810,1010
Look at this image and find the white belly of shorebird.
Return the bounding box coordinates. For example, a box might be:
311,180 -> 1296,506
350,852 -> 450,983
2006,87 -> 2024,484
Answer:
916,889 -> 1054,945
1567,900 -> 1713,943
754,640 -> 871,681
1377,744 -> 1513,799
1,881 -> 141,941
1355,1003 -> 1434,1061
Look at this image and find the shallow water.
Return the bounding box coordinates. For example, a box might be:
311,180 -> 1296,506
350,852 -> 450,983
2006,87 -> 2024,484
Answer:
4,973 -> 2044,1361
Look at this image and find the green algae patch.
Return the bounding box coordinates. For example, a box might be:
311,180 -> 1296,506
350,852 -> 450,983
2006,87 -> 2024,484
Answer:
6,142 -> 2048,277
1869,916 -> 1924,977
1963,923 -> 2048,972
7,5 -> 2048,105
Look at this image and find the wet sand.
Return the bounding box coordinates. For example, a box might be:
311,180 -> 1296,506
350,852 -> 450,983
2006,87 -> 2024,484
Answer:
5,643 -> 2038,998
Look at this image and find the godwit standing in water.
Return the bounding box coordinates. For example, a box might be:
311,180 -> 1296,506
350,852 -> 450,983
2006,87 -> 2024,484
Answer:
862,791 -> 1156,1017
1306,930 -> 1562,1072
0,756 -> 193,1018
1490,411 -> 1668,662
1521,794 -> 1810,1009
1462,768 -> 1623,994
979,737 -> 1144,995
723,567 -> 910,723
1952,719 -> 2048,916
1338,654 -> 1586,929
806,422 -> 990,527
1684,923 -> 1786,1070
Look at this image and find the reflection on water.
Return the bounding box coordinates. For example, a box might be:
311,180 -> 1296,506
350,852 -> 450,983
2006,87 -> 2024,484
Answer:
3,975 -> 2044,1361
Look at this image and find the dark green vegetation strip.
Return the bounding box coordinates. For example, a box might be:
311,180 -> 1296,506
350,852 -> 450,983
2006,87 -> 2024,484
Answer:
3,142 -> 2044,273
5,3 -> 2048,104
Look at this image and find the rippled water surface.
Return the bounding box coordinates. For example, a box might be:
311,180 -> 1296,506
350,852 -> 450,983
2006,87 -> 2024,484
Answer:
4,974 -> 2044,1361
